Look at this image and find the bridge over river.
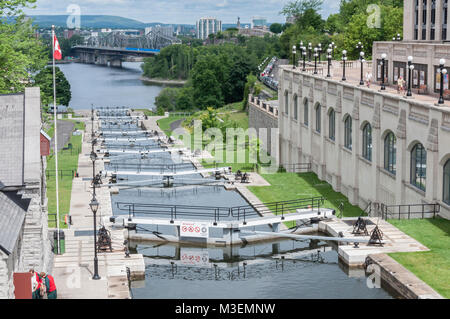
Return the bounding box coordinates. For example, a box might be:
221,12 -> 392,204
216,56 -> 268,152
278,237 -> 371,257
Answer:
72,29 -> 181,67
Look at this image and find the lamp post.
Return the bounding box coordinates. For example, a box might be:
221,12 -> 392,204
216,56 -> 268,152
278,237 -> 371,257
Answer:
313,47 -> 318,74
302,47 -> 307,71
90,150 -> 97,196
439,58 -> 447,104
89,196 -> 101,280
327,48 -> 332,78
308,42 -> 312,62
380,53 -> 387,90
329,42 -> 336,57
407,56 -> 414,97
318,43 -> 322,62
292,45 -> 297,69
342,50 -> 347,81
359,51 -> 365,85
356,42 -> 364,55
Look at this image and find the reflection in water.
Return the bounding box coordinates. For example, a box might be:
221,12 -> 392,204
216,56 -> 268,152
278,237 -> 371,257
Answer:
131,240 -> 394,299
58,62 -> 163,109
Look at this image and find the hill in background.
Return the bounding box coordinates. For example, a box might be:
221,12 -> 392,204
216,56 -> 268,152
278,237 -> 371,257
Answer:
27,15 -> 178,29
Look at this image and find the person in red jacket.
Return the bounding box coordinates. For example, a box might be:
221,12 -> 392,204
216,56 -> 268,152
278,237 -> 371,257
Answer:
29,269 -> 42,299
40,272 -> 57,299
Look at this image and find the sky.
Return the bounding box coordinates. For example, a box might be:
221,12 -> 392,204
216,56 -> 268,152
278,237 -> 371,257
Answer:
23,0 -> 340,24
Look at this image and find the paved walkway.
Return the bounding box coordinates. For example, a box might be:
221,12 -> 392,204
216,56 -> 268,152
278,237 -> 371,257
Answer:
51,120 -> 75,151
52,118 -> 144,299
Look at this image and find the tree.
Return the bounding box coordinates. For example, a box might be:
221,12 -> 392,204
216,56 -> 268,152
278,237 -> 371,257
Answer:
280,0 -> 323,19
155,87 -> 179,112
269,23 -> 283,34
34,67 -> 71,107
0,1 -> 47,94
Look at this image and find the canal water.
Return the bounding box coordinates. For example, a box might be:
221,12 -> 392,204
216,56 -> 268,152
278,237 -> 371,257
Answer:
58,62 -> 163,110
98,114 -> 393,299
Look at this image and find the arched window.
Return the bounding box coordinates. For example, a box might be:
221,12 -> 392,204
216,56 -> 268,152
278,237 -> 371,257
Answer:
344,115 -> 352,150
362,123 -> 372,161
384,132 -> 397,174
329,109 -> 335,141
284,91 -> 289,115
303,99 -> 309,125
293,94 -> 298,120
443,160 -> 450,204
411,143 -> 427,191
315,104 -> 321,133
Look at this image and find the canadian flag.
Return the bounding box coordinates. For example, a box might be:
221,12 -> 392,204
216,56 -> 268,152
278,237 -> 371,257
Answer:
53,34 -> 62,60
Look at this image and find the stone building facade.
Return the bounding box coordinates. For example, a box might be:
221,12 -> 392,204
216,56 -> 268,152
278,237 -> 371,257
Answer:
278,66 -> 450,220
373,0 -> 450,94
0,88 -> 52,299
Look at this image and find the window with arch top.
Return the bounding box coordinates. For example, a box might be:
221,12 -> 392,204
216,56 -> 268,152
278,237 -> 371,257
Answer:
284,91 -> 289,115
411,143 -> 427,191
344,115 -> 352,150
384,132 -> 397,174
444,159 -> 450,204
315,104 -> 321,133
329,109 -> 335,141
303,99 -> 309,125
293,94 -> 298,120
362,123 -> 372,161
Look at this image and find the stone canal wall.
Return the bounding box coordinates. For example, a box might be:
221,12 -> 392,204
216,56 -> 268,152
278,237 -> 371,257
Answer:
248,95 -> 279,157
367,254 -> 443,299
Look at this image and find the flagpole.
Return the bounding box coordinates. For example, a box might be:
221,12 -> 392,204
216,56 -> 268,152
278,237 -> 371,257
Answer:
52,25 -> 61,255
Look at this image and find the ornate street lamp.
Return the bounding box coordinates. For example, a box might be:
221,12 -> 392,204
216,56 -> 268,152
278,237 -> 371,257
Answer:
302,47 -> 307,71
359,51 -> 365,85
314,47 -> 318,74
292,45 -> 297,69
308,42 -> 312,62
89,196 -> 101,280
327,48 -> 332,78
356,42 -> 364,55
329,42 -> 336,57
318,43 -> 322,62
342,50 -> 347,81
380,53 -> 387,90
439,58 -> 447,104
90,150 -> 98,196
407,56 -> 414,97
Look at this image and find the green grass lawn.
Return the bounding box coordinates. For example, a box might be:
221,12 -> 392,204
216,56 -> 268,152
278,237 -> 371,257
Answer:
46,119 -> 85,229
157,115 -> 186,137
248,172 -> 364,226
388,218 -> 450,298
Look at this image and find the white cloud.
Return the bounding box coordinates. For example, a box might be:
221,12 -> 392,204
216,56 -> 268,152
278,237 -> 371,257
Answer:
25,0 -> 339,24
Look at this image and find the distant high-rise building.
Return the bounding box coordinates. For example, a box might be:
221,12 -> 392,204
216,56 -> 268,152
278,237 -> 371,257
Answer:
196,17 -> 222,40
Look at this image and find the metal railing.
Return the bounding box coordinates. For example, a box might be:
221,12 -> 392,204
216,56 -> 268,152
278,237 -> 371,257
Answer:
106,162 -> 196,174
116,196 -> 325,225
380,203 -> 440,220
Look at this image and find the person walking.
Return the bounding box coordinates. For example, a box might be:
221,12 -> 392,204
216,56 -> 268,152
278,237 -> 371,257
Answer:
40,272 -> 57,299
397,76 -> 405,94
29,269 -> 42,299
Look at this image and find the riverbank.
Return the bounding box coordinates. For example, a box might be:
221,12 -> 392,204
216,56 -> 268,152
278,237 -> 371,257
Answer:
140,76 -> 186,86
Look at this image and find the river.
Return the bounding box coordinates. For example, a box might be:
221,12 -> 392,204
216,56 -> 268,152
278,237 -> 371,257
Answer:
58,62 -> 163,110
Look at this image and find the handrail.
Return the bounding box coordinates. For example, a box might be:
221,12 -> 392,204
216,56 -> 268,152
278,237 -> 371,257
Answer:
116,196 -> 326,224
381,203 -> 440,220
